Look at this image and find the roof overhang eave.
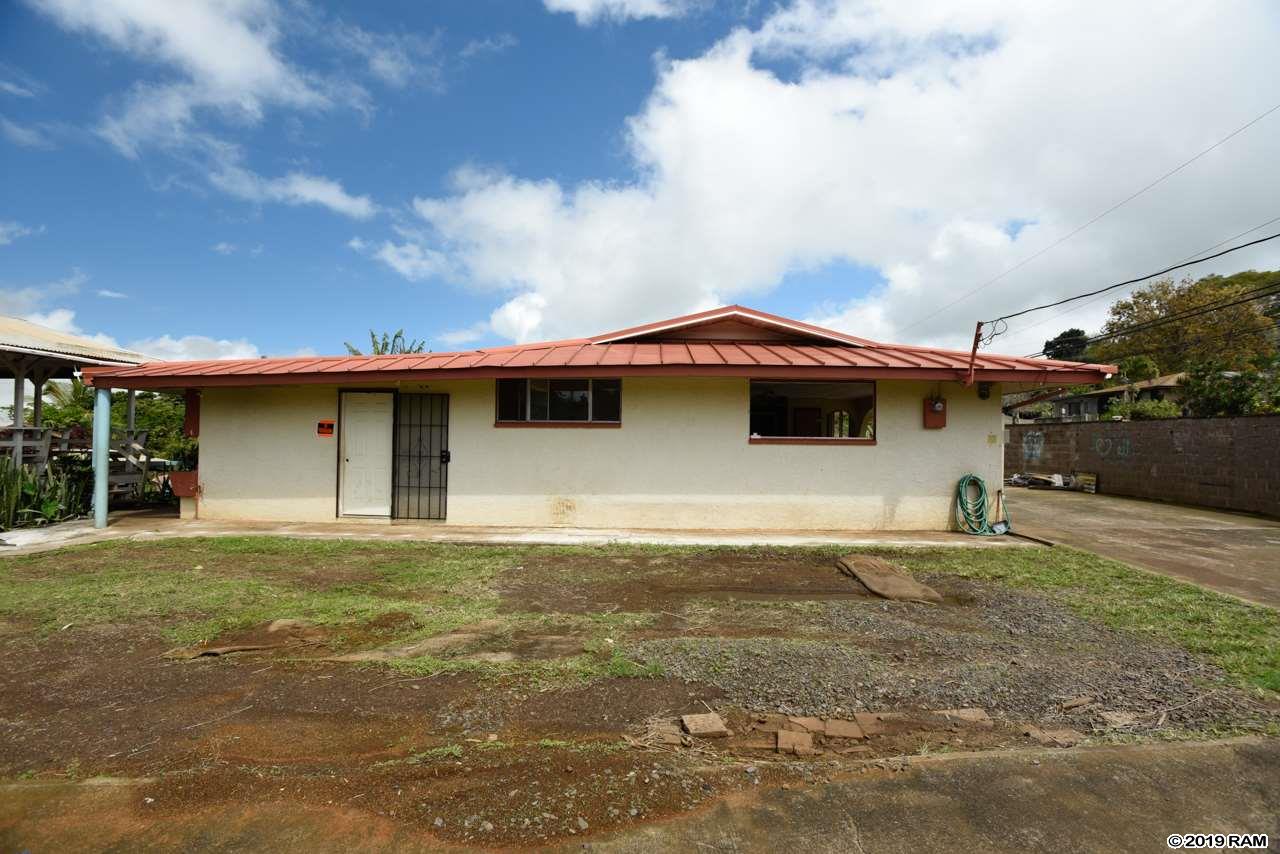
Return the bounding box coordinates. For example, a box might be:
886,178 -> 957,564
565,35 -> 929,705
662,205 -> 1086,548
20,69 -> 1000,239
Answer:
84,364 -> 1113,390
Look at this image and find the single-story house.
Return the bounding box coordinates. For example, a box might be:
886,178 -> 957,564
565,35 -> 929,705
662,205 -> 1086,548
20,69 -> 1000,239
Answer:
1006,372 -> 1185,422
83,306 -> 1113,531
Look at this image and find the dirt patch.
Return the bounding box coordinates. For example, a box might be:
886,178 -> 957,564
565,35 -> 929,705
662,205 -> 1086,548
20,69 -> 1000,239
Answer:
634,577 -> 1279,733
499,550 -> 871,613
164,619 -> 329,659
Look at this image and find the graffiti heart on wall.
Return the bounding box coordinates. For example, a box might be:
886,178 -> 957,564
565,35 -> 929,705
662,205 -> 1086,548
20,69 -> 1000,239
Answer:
1092,435 -> 1133,459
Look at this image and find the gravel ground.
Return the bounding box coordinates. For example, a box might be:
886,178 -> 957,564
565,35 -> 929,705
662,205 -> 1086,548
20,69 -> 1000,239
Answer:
635,577 -> 1277,734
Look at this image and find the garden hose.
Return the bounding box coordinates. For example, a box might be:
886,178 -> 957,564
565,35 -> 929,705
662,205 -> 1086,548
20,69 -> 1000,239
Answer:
955,473 -> 1010,536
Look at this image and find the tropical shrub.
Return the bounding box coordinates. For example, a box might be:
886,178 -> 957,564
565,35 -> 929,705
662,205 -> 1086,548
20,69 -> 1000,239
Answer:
0,458 -> 93,531
1101,398 -> 1182,421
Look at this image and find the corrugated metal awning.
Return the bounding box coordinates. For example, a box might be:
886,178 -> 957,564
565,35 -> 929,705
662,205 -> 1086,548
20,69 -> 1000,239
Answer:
0,315 -> 146,367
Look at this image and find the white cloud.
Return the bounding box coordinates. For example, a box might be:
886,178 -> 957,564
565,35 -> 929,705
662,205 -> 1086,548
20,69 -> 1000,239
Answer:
460,33 -> 518,60
0,80 -> 36,99
28,0 -> 326,157
210,166 -> 377,219
436,323 -> 489,348
543,0 -> 693,25
126,333 -> 259,361
211,241 -> 237,255
371,0 -> 1280,355
0,115 -> 53,148
332,23 -> 442,89
0,221 -> 43,246
0,64 -> 42,99
23,307 -> 80,334
0,266 -> 259,365
354,238 -> 449,280
27,0 -> 378,219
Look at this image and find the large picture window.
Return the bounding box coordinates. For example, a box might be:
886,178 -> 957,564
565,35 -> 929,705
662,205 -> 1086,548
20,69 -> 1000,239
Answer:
496,378 -> 622,424
749,380 -> 874,443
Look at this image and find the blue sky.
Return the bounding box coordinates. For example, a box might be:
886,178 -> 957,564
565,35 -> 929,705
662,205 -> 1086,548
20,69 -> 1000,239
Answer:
2,1 -> 1278,360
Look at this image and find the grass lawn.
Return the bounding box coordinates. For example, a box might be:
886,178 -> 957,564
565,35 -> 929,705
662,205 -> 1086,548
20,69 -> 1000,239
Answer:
0,536 -> 1276,693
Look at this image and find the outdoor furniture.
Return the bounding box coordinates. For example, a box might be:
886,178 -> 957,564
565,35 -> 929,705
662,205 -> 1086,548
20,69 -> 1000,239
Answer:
0,315 -> 146,507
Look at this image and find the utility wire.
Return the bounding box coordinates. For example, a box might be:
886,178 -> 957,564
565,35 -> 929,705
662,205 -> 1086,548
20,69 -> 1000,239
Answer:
989,231 -> 1280,326
1011,213 -> 1280,337
1026,283 -> 1280,357
1024,278 -> 1280,357
1087,319 -> 1280,365
898,99 -> 1280,333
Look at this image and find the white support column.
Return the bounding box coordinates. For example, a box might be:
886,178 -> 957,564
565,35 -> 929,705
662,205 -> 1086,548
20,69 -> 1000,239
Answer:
11,361 -> 25,462
31,371 -> 45,429
93,385 -> 111,528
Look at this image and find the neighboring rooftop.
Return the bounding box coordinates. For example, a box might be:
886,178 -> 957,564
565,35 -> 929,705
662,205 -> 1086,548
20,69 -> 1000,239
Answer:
1059,373 -> 1186,399
84,305 -> 1116,389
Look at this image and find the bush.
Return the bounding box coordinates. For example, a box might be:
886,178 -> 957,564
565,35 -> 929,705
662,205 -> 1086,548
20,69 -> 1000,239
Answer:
1101,398 -> 1182,421
0,458 -> 93,531
1180,357 -> 1280,417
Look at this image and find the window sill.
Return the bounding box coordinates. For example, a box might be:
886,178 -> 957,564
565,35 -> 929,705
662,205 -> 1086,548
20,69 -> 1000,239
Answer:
495,421 -> 621,428
748,437 -> 876,445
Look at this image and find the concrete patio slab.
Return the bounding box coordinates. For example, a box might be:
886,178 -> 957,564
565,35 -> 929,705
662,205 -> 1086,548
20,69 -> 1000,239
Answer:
0,507 -> 1034,556
1008,488 -> 1280,608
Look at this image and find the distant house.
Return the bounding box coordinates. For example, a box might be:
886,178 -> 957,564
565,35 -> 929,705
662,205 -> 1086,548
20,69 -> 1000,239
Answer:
1007,373 -> 1184,423
83,306 -> 1111,531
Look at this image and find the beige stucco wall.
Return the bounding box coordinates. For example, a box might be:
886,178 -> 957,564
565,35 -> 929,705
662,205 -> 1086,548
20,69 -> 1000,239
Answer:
194,377 -> 1003,530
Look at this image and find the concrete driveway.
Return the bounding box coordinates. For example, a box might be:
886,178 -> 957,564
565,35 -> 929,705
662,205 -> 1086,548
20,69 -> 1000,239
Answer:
1007,488 -> 1280,608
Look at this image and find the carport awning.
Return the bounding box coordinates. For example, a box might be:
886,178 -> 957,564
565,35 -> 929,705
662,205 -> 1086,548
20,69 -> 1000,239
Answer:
0,315 -> 146,371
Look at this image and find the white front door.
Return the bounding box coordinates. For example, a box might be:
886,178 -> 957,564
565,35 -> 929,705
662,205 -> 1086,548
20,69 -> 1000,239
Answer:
340,392 -> 393,516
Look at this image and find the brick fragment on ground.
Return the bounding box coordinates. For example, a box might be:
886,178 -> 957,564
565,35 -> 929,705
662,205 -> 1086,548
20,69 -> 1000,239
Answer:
935,708 -> 993,728
681,712 -> 730,738
1023,726 -> 1083,747
740,735 -> 779,750
853,712 -> 886,736
787,716 -> 826,733
776,729 -> 814,754
1061,696 -> 1094,711
823,718 -> 866,739
750,714 -> 788,733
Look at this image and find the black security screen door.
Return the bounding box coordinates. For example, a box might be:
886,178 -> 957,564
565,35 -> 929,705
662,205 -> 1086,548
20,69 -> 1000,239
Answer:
393,393 -> 449,520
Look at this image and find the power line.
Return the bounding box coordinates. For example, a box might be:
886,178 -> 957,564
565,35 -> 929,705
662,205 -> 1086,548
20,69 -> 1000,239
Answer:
1024,278 -> 1280,357
990,231 -> 1280,326
1011,213 -> 1280,338
898,99 -> 1280,333
1088,319 -> 1279,365
1027,281 -> 1280,357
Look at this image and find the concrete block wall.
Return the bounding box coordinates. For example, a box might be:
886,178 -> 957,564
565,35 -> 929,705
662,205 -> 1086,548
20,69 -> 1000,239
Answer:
1005,416 -> 1280,517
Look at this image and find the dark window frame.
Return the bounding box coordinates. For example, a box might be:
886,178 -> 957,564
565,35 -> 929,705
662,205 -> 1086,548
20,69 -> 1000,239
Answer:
495,378 -> 623,427
747,379 -> 877,445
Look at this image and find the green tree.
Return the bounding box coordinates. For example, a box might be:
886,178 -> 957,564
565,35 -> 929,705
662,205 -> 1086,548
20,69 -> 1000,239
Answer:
36,382 -> 195,463
1179,355 -> 1280,417
345,329 -> 426,356
1088,271 -> 1278,371
1042,328 -> 1088,361
1117,355 -> 1160,383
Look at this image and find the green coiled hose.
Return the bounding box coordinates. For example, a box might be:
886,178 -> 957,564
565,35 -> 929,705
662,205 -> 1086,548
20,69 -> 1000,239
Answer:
955,473 -> 1009,536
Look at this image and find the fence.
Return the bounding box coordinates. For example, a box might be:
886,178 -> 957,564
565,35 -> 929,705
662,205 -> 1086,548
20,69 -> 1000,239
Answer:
1005,416 -> 1279,517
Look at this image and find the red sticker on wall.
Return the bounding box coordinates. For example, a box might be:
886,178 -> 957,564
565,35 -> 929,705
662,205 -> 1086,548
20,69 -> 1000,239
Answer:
317,420 -> 335,437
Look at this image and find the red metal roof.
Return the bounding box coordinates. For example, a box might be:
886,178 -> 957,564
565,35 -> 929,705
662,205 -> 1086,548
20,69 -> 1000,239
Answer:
82,305 -> 1115,389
